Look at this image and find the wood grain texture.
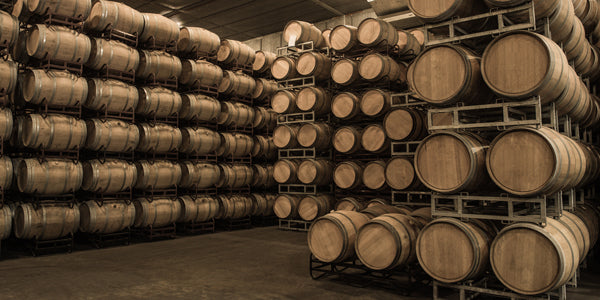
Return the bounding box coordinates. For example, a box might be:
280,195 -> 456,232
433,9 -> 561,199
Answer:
362,160 -> 387,190
332,92 -> 360,119
308,211 -> 371,263
334,161 -> 363,189
333,126 -> 362,154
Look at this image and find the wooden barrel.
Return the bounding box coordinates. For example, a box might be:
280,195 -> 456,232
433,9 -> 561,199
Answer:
297,159 -> 334,185
415,131 -> 489,194
408,0 -> 487,23
274,194 -> 301,219
134,160 -> 181,190
79,200 -> 135,234
308,211 -> 371,263
297,122 -> 332,150
217,101 -> 255,127
361,204 -> 403,218
180,127 -> 220,155
179,59 -> 223,88
178,195 -> 220,223
252,135 -> 276,159
273,159 -> 299,184
86,78 -> 138,113
0,59 -> 17,95
356,214 -> 422,270
558,211 -> 590,261
273,125 -> 299,149
250,193 -> 276,216
137,50 -> 182,81
28,0 -> 91,18
84,0 -> 144,34
21,69 -> 87,107
271,90 -> 297,114
179,162 -> 220,189
331,58 -> 359,86
137,86 -> 182,118
216,133 -> 254,157
177,27 -> 220,55
361,124 -> 389,153
14,203 -> 79,240
384,108 -> 427,141
330,24 -> 359,53
481,31 -> 571,101
283,20 -> 324,47
252,78 -> 279,101
487,126 -> 585,196
410,44 -> 492,106
86,38 -> 139,72
333,126 -> 362,154
133,197 -> 181,228
0,205 -> 10,239
296,51 -> 331,81
361,89 -> 391,118
297,87 -> 330,114
0,11 -> 20,47
252,164 -> 275,188
21,114 -> 86,151
574,204 -> 600,248
216,39 -> 255,65
397,30 -> 422,56
179,94 -> 221,121
385,157 -> 422,191
253,50 -> 276,73
299,195 -> 335,221
334,161 -> 363,189
491,218 -> 579,295
356,18 -> 399,48
218,195 -> 253,219
85,118 -> 139,152
271,56 -> 297,80
335,197 -> 365,212
27,24 -> 91,63
366,199 -> 393,208
17,158 -> 83,194
252,107 -> 277,130
0,156 -> 12,190
137,123 -> 182,153
359,53 -> 401,83
218,70 -> 256,97
140,13 -> 179,46
363,160 -> 387,190
81,159 -> 136,193
410,207 -> 433,226
418,218 -> 495,283
331,92 -> 360,120
0,107 -> 11,141
322,29 -> 332,48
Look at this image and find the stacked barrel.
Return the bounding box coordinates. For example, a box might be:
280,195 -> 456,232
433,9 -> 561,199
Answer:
327,19 -> 424,213
271,21 -> 335,229
402,0 -> 600,297
9,0 -> 92,250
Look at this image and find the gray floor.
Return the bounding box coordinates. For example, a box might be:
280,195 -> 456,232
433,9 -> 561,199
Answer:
0,227 -> 598,300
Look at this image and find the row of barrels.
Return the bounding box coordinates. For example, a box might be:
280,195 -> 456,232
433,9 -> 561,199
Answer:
1,193 -> 276,241
9,113 -> 275,157
415,126 -> 600,196
408,31 -> 600,128
309,202 -> 600,295
7,157 -> 275,195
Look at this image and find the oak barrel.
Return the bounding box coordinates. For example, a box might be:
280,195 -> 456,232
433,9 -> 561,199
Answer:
21,113 -> 86,151
361,205 -> 403,219
333,126 -> 362,154
415,131 -> 489,194
180,127 -> 220,155
252,164 -> 275,188
217,101 -> 255,127
216,164 -> 253,188
27,24 -> 91,64
140,13 -> 179,46
137,86 -> 182,118
356,18 -> 399,48
0,157 -> 12,190
384,108 -> 427,141
273,159 -> 299,184
283,20 -> 324,47
28,0 -> 91,19
252,78 -> 279,101
218,195 -> 253,219
297,159 -> 334,185
362,160 -> 387,190
331,58 -> 359,86
408,0 -> 487,23
81,159 -> 136,193
333,161 -> 363,190
335,197 -> 365,212
17,158 -> 83,195
134,160 -> 182,190
360,89 -> 391,118
216,133 -> 254,157
361,124 -> 389,153
297,122 -> 332,150
253,50 -> 276,73
0,108 -> 11,141
329,24 -> 359,53
133,197 -> 181,228
85,118 -> 139,152
218,70 -> 256,97
79,200 -> 135,234
179,162 -> 220,189
0,59 -> 17,95
308,211 -> 371,263
179,59 -> 223,88
274,194 -> 301,219
297,86 -> 331,114
359,53 -> 401,83
21,69 -> 87,107
385,157 -> 422,190
177,195 -> 220,223
296,51 -> 331,81
250,193 -> 276,217
271,90 -> 297,114
177,27 -> 220,55
331,92 -> 360,120
137,50 -> 182,81
0,11 -> 19,47
86,78 -> 138,113
137,123 -> 182,153
273,125 -> 299,149
252,107 -> 277,130
86,38 -> 139,72
271,56 -> 297,80
322,29 -> 332,48
179,94 -> 221,122
216,39 -> 255,65
251,135 -> 276,159
14,203 -> 79,240
397,30 -> 422,56
84,0 -> 144,35
298,194 -> 335,221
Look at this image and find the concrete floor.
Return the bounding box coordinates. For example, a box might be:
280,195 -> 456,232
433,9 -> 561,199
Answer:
0,227 -> 598,300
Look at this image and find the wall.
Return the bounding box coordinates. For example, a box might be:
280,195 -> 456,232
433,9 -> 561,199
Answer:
244,8 -> 377,53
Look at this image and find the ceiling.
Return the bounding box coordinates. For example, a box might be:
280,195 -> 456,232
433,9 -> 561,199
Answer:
122,0 -> 371,41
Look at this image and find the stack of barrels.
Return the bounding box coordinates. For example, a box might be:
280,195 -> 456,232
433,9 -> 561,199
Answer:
328,18 -> 424,211
272,20 -> 336,224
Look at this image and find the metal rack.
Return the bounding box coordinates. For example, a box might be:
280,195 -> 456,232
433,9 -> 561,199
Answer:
433,277 -> 567,300
216,217 -> 253,231
278,219 -> 312,232
177,219 -> 215,235
80,229 -> 131,249
278,184 -> 333,195
132,223 -> 177,241
391,191 -> 433,207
